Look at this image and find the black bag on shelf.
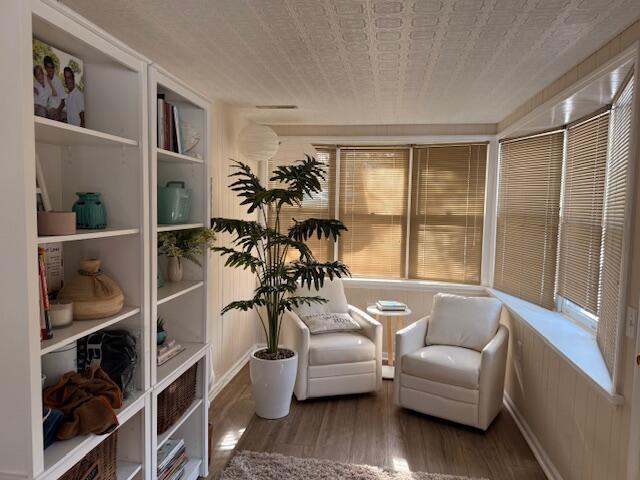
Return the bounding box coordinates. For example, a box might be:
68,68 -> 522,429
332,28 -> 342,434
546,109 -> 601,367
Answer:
77,329 -> 137,398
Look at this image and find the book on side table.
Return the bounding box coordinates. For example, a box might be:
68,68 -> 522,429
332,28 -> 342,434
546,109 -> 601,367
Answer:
376,300 -> 407,312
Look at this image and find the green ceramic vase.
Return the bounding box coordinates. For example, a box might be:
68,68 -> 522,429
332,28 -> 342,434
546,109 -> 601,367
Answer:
72,192 -> 107,229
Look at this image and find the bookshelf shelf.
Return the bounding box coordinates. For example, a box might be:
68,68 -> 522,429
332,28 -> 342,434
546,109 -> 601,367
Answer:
157,223 -> 205,232
42,390 -> 146,480
182,458 -> 203,480
157,148 -> 204,164
116,461 -> 142,480
156,399 -> 203,450
157,280 -> 204,305
40,306 -> 140,355
34,116 -> 137,148
156,342 -> 208,391
37,227 -> 140,244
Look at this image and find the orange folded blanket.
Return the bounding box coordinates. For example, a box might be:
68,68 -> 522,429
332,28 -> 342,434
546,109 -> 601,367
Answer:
43,367 -> 123,440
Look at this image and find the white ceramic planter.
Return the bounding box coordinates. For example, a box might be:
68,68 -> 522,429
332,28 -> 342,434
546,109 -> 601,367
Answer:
249,348 -> 298,419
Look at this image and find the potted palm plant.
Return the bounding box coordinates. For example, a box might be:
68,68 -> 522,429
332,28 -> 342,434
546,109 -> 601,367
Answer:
210,156 -> 349,419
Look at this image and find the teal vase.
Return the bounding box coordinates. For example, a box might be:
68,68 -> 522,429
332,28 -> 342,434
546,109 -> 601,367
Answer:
73,192 -> 107,229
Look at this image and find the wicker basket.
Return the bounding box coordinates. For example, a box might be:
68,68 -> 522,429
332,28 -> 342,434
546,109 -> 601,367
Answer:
60,431 -> 117,480
157,364 -> 198,434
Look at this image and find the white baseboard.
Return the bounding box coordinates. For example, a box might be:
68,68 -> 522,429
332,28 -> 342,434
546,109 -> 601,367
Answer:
503,391 -> 563,480
208,343 -> 259,402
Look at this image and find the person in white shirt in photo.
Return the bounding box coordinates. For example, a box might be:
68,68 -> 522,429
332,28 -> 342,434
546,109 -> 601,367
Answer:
43,55 -> 66,122
33,65 -> 51,118
63,67 -> 85,127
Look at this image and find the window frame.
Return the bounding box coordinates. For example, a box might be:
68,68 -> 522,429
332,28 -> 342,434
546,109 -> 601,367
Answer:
332,143 -> 490,282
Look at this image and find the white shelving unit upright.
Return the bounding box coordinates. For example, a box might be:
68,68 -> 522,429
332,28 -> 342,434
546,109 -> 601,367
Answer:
149,66 -> 210,480
1,1 -> 151,479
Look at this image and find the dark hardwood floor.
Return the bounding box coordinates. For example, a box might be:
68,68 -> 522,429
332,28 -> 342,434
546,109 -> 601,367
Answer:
207,365 -> 545,479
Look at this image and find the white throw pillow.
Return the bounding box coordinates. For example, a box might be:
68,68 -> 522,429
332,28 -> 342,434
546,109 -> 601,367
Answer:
295,278 -> 349,317
426,293 -> 502,352
300,312 -> 361,335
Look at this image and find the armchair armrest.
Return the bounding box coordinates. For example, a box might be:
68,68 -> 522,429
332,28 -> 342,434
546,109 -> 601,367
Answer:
395,316 -> 428,361
349,305 -> 383,390
478,324 -> 509,430
393,316 -> 428,404
348,305 -> 382,342
280,309 -> 310,400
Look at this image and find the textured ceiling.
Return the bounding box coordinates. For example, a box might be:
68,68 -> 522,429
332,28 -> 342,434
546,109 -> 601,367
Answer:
60,0 -> 640,125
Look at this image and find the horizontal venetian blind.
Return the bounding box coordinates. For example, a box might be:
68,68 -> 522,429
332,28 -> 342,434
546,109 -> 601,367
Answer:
268,147 -> 336,262
338,148 -> 410,277
409,144 -> 487,284
494,132 -> 564,309
598,77 -> 634,378
557,113 -> 609,314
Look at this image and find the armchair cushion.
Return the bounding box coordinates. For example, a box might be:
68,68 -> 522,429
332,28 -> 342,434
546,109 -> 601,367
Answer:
300,312 -> 361,335
426,293 -> 502,351
309,332 -> 375,365
295,278 -> 349,316
402,345 -> 481,389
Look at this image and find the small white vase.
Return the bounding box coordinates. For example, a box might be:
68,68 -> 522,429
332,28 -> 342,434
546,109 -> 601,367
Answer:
249,348 -> 298,419
167,257 -> 183,282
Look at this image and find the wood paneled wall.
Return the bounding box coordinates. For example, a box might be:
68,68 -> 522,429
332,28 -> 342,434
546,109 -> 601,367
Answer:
208,103 -> 260,389
503,313 -> 633,480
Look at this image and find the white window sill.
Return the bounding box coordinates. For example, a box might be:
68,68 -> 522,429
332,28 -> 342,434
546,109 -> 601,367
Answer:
487,288 -> 623,405
342,276 -> 486,293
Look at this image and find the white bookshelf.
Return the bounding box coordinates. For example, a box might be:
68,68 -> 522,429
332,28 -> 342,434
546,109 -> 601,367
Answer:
149,66 -> 210,480
0,1 -> 151,479
1,2 -> 212,479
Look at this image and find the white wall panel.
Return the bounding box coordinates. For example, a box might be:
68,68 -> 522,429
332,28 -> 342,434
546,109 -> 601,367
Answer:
208,103 -> 259,387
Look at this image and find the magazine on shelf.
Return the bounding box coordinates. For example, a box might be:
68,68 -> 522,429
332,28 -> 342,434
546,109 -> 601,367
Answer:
157,339 -> 185,366
158,438 -> 185,472
159,450 -> 187,480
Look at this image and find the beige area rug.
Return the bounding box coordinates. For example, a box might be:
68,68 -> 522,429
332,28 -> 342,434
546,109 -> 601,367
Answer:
221,451 -> 487,480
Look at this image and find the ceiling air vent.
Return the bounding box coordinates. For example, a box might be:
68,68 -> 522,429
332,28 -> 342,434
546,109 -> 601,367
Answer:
255,105 -> 298,109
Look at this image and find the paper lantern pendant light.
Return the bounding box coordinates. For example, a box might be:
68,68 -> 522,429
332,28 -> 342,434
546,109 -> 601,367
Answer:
237,125 -> 279,163
269,140 -> 318,165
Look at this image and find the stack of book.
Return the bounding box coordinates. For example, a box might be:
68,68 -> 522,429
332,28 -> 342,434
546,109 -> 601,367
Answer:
157,438 -> 188,480
157,94 -> 184,154
376,300 -> 407,312
157,339 -> 185,366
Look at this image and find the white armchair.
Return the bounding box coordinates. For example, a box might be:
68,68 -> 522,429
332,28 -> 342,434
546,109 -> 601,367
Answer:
280,278 -> 383,401
394,293 -> 509,430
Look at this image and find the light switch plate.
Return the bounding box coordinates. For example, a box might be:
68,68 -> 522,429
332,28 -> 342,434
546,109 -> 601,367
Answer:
626,306 -> 637,339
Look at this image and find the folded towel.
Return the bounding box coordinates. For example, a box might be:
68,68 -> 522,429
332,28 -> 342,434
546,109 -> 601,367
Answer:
43,367 -> 123,440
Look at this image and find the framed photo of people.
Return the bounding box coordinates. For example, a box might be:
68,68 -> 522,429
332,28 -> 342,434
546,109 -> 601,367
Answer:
33,38 -> 85,128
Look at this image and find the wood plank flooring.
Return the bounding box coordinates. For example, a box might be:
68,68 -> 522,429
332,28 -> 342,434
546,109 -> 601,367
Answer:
207,365 -> 545,479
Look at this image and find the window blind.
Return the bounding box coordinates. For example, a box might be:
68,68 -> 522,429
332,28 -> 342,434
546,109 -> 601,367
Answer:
494,132 -> 564,309
409,144 -> 487,284
268,147 -> 336,262
598,77 -> 634,378
338,148 -> 410,277
557,113 -> 609,315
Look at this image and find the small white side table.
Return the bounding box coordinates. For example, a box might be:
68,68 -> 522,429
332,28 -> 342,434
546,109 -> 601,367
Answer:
366,305 -> 412,380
